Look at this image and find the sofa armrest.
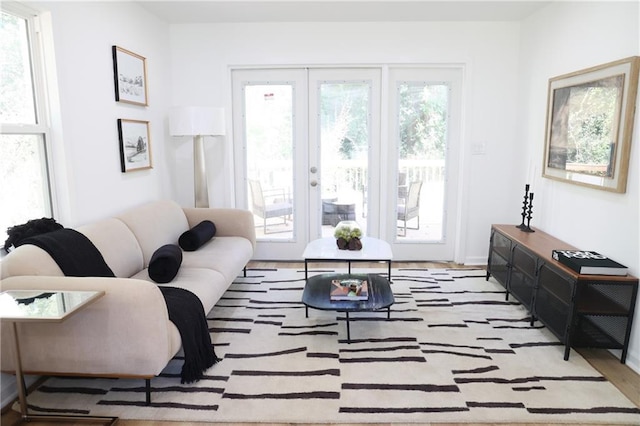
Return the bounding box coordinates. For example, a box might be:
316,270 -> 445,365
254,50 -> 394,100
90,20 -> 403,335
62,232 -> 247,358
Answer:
0,275 -> 176,377
183,207 -> 256,250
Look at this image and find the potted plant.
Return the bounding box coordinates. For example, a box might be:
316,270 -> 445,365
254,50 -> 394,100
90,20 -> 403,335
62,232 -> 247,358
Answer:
334,221 -> 363,250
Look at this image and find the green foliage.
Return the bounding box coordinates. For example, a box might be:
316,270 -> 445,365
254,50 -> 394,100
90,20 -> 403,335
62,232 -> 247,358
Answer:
564,79 -> 622,173
1,11 -> 35,124
321,83 -> 369,160
398,84 -> 448,160
334,222 -> 362,241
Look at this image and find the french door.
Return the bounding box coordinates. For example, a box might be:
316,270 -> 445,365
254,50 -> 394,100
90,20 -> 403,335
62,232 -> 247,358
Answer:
232,66 -> 461,261
386,67 -> 462,261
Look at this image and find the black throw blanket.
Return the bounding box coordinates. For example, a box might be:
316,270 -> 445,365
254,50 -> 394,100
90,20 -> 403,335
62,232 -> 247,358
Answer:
21,228 -> 115,277
158,287 -> 220,383
22,228 -> 219,382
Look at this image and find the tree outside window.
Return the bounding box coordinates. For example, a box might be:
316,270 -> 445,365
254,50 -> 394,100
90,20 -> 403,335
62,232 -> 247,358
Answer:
0,7 -> 53,252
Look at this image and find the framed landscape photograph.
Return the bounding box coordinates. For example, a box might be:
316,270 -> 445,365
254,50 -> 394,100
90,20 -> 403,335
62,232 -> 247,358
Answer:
112,46 -> 148,106
117,119 -> 152,172
542,56 -> 640,193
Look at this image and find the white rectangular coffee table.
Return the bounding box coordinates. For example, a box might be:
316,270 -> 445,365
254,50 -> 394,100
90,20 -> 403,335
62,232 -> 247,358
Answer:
302,236 -> 393,280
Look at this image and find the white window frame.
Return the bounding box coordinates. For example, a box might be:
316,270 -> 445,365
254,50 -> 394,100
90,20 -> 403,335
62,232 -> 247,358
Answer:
1,2 -> 56,246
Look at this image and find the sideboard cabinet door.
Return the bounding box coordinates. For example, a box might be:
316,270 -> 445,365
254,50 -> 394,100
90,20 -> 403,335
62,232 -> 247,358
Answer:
533,263 -> 575,343
487,228 -> 512,289
509,245 -> 538,310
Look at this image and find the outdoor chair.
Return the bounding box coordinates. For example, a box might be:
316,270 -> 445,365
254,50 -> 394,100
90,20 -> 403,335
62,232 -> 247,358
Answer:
248,179 -> 293,234
397,180 -> 423,236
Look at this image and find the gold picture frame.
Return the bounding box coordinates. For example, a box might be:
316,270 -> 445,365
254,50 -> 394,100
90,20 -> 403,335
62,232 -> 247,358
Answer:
112,46 -> 148,106
542,56 -> 639,193
117,119 -> 152,172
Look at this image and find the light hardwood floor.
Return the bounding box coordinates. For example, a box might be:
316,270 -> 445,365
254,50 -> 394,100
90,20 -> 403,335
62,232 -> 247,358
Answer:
2,261 -> 638,426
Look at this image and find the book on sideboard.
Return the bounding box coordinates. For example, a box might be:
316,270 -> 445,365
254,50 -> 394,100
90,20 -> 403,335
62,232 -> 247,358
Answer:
330,278 -> 369,300
552,250 -> 628,276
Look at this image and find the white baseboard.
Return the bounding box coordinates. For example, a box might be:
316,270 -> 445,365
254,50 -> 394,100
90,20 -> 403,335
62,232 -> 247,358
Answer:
463,256 -> 487,266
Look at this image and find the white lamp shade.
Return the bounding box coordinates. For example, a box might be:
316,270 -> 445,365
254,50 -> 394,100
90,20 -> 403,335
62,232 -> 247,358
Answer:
169,106 -> 226,136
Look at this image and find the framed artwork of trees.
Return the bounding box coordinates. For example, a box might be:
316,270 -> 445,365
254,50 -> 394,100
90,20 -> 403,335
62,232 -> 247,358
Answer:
543,56 -> 639,193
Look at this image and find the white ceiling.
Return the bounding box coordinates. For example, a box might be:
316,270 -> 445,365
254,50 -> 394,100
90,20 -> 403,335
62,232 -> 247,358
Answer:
136,0 -> 552,23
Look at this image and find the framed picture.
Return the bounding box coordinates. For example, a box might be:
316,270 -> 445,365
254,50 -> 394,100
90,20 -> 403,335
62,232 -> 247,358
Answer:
117,119 -> 152,172
112,46 -> 148,106
542,56 -> 639,193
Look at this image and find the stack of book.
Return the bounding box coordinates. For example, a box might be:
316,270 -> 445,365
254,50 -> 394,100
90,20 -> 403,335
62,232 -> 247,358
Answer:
552,250 -> 628,276
330,278 -> 369,300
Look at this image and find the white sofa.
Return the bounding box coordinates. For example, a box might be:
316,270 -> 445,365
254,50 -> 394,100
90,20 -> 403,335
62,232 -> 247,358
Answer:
0,200 -> 255,392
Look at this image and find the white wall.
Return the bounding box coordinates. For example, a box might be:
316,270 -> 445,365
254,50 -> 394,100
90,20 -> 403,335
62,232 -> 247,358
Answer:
519,2 -> 640,372
1,0 -> 173,408
33,1 -> 173,226
169,21 -> 523,263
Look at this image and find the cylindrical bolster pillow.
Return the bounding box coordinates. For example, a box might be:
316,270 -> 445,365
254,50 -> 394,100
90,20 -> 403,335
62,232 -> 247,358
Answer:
149,244 -> 183,283
179,220 -> 216,251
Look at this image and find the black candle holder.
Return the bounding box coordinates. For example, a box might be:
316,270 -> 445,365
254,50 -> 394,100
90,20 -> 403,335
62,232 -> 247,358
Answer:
522,192 -> 535,233
516,184 -> 530,230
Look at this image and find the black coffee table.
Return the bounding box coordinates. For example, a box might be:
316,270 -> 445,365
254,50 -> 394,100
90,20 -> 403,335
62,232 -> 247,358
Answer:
302,273 -> 394,342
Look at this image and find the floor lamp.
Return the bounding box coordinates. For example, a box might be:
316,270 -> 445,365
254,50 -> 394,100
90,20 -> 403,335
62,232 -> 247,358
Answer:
169,106 -> 226,208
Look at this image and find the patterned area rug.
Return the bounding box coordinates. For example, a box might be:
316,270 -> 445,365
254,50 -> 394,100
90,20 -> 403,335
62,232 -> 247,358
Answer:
19,268 -> 640,423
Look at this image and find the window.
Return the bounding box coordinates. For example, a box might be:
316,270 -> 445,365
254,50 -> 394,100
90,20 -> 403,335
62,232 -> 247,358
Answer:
1,5 -> 53,251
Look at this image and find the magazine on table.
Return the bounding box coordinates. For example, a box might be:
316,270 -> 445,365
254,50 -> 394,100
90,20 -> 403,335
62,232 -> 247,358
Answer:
330,278 -> 369,300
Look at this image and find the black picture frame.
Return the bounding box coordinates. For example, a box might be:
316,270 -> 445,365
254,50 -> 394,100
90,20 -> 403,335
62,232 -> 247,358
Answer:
112,46 -> 148,106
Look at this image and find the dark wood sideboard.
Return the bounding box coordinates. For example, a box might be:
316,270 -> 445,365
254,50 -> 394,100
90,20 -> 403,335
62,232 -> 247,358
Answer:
486,224 -> 638,363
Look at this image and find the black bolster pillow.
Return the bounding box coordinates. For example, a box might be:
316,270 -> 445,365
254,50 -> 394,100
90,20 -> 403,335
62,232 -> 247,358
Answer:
149,244 -> 183,283
179,220 -> 216,251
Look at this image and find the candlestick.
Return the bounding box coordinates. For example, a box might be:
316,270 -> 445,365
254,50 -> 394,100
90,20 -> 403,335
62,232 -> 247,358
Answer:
523,192 -> 535,232
516,184 -> 530,230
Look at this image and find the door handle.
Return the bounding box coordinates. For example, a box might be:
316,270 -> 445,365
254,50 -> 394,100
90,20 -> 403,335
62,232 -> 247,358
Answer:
310,166 -> 317,173
310,180 -> 318,187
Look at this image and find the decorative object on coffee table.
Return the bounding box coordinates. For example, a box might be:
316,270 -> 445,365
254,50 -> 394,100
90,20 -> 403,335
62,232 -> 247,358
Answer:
334,221 -> 362,250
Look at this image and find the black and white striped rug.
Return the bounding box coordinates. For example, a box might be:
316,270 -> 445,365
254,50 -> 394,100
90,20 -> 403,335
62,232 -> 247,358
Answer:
19,268 -> 640,423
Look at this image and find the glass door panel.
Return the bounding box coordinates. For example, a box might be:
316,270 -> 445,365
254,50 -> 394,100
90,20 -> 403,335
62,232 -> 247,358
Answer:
387,67 -> 462,261
318,81 -> 370,237
244,84 -> 295,239
308,69 -> 380,242
232,68 -> 308,260
397,82 -> 448,241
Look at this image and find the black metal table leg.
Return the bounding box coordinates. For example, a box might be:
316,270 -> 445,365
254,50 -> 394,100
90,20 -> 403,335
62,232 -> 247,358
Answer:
346,311 -> 350,343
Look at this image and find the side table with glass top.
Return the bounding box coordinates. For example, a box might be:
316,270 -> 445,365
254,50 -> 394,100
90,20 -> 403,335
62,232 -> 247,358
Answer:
0,289 -> 118,425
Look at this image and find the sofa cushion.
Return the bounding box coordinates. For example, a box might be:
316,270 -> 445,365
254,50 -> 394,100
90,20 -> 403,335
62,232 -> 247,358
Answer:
116,200 -> 190,266
181,236 -> 253,284
149,244 -> 183,283
131,267 -> 228,313
179,220 -> 216,251
76,218 -> 143,278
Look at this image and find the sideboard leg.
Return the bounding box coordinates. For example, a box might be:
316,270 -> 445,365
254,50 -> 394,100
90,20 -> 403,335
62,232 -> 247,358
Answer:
563,344 -> 571,361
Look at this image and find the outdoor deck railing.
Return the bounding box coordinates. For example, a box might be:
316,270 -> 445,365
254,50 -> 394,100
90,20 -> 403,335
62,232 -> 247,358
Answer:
250,159 -> 445,195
